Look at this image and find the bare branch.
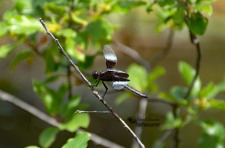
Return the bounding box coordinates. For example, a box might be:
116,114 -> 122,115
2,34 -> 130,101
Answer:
39,18 -> 145,148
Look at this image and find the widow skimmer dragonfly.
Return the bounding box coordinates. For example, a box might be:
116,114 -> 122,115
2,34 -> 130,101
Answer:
92,45 -> 148,98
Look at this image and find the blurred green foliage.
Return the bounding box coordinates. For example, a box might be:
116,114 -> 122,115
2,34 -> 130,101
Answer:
0,0 -> 223,147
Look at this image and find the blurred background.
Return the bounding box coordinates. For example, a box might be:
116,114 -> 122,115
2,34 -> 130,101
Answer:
0,0 -> 225,148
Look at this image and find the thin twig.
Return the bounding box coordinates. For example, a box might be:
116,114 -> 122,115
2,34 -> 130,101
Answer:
75,110 -> 111,114
0,89 -> 124,148
39,18 -> 145,148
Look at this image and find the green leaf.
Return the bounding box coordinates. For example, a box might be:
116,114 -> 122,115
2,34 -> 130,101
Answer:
10,50 -> 32,69
61,95 -> 81,119
161,112 -> 182,130
186,12 -> 208,35
147,66 -> 165,91
33,80 -> 64,115
62,132 -> 90,148
127,63 -> 148,91
178,61 -> 201,97
179,61 -> 195,85
199,82 -> 215,99
198,120 -> 225,148
172,4 -> 185,27
171,86 -> 186,100
39,127 -> 59,148
0,44 -> 14,58
60,114 -> 90,132
196,4 -> 213,16
0,22 -> 8,36
86,19 -> 113,43
15,0 -> 33,14
8,15 -> 42,35
202,77 -> 225,99
209,99 -> 225,110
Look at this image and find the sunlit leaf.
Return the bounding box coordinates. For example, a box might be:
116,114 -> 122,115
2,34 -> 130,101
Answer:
147,66 -> 165,91
39,127 -> 59,148
8,15 -> 42,35
196,4 -> 213,16
161,112 -> 182,130
62,132 -> 90,148
60,114 -> 90,132
178,61 -> 201,97
209,99 -> 225,110
0,22 -> 8,36
86,19 -> 113,42
127,63 -> 148,91
198,120 -> 225,148
0,44 -> 14,58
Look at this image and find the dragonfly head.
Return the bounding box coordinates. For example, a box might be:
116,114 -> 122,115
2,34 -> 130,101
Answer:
92,71 -> 99,79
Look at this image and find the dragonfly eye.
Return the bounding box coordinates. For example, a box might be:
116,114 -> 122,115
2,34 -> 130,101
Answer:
92,71 -> 99,79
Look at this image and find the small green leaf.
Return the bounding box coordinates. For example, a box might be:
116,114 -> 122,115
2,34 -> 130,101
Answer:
10,50 -> 32,69
178,61 -> 201,97
61,95 -> 81,119
186,12 -> 208,35
86,19 -> 113,42
0,22 -> 8,36
147,66 -> 165,91
209,99 -> 225,110
196,4 -> 213,16
0,44 -> 14,58
179,61 -> 195,85
173,4 -> 185,27
199,82 -> 215,99
60,114 -> 90,132
57,29 -> 77,38
39,127 -> 59,148
8,15 -> 42,35
171,86 -> 186,100
62,132 -> 90,148
161,112 -> 182,130
198,120 -> 225,148
127,63 -> 148,91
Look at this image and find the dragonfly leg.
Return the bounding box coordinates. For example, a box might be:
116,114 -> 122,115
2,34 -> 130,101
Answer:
102,81 -> 108,98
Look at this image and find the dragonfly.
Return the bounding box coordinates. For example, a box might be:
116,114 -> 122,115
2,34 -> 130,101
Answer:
92,45 -> 148,98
